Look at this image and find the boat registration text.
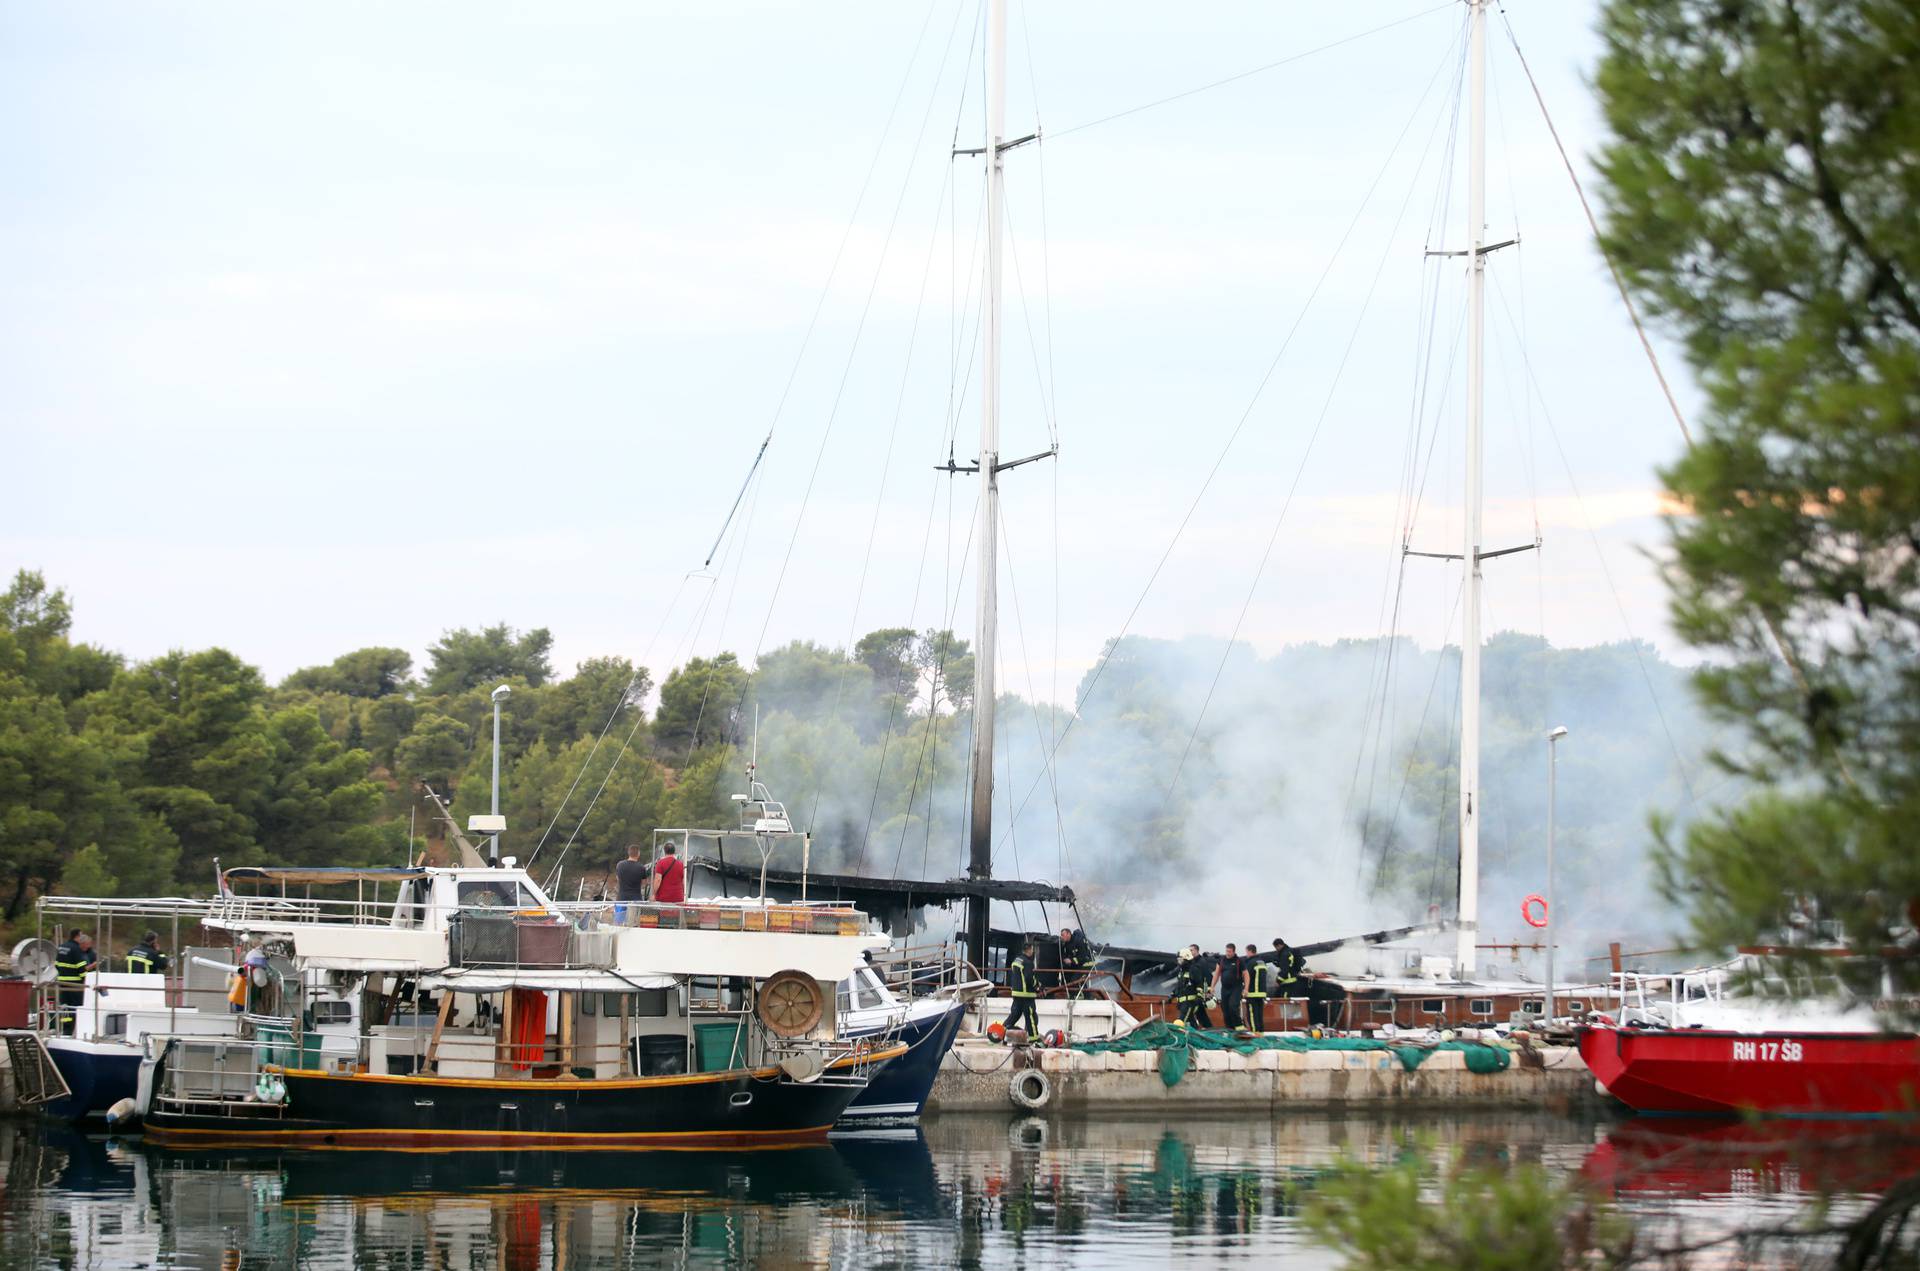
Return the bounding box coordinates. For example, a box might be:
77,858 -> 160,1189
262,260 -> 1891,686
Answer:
1731,1040 -> 1803,1062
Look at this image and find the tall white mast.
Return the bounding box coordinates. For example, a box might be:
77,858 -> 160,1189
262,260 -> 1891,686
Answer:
963,0 -> 1008,970
1457,0 -> 1488,978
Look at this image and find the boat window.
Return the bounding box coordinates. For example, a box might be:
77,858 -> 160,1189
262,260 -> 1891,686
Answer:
458,879 -> 535,910
635,989 -> 669,1018
311,1000 -> 353,1025
1568,1000 -> 1586,1012
851,970 -> 886,1011
580,994 -> 597,1017
1469,999 -> 1493,1015
1420,998 -> 1445,1014
1370,1000 -> 1394,1018
1521,1000 -> 1543,1015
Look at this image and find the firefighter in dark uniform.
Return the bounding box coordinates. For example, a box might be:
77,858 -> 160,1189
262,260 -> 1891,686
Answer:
54,929 -> 97,1036
1244,940 -> 1278,1032
1272,937 -> 1307,1025
1003,940 -> 1042,1039
1173,946 -> 1211,1028
1058,927 -> 1093,999
126,929 -> 169,975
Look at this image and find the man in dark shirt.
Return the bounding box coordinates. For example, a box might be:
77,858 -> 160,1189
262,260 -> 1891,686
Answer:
1215,942 -> 1245,1029
612,843 -> 651,924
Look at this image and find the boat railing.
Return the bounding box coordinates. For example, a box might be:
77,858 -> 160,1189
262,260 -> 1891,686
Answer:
208,892 -> 507,932
552,899 -> 878,938
866,941 -> 990,1002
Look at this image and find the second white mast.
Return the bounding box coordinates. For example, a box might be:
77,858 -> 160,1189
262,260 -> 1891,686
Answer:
963,0 -> 1008,970
1457,0 -> 1488,978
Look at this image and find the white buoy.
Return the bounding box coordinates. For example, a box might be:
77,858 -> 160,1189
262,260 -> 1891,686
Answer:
104,1097 -> 139,1128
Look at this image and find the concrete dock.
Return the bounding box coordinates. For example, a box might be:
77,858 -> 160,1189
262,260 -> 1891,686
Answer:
928,1039 -> 1598,1115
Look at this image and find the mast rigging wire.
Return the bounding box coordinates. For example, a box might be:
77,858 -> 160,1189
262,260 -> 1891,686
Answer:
984,21 -> 1467,852
1047,3 -> 1456,141
1498,9 -> 1845,790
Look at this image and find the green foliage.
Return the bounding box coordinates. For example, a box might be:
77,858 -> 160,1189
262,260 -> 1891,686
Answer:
362,695 -> 417,771
283,647 -> 414,699
424,623 -> 554,695
1302,1146 -> 1632,1271
854,627 -> 918,699
915,629 -> 974,713
664,746 -> 738,832
395,713 -> 470,790
753,641 -> 873,725
654,653 -> 750,759
536,656 -> 650,749
60,845 -> 117,899
1598,0 -> 1920,1001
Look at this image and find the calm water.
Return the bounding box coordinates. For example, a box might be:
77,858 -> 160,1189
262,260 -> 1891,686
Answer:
1,1111 -> 1913,1269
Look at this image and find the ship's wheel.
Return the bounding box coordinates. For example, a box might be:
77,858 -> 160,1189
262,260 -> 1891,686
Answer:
757,970 -> 824,1037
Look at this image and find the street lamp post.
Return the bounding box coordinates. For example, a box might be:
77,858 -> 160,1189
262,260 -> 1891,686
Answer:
1545,725 -> 1568,1022
490,684 -> 512,863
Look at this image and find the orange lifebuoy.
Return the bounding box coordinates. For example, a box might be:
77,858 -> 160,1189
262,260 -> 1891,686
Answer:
1522,894 -> 1549,928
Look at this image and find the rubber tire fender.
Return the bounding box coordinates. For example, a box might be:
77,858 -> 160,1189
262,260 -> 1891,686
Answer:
1009,1068 -> 1052,1111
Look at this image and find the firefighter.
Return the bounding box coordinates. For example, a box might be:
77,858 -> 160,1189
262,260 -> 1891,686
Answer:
126,929 -> 169,975
1058,927 -> 1093,998
1215,942 -> 1245,1029
1003,940 -> 1042,1039
1173,946 -> 1211,1028
54,930 -> 96,1036
1272,936 -> 1308,1024
1244,938 -> 1278,1032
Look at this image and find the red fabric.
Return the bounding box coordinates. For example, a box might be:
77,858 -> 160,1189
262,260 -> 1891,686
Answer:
653,855 -> 685,903
509,988 -> 546,1071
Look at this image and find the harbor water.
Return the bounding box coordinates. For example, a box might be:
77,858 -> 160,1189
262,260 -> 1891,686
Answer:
3,1111 -> 1913,1269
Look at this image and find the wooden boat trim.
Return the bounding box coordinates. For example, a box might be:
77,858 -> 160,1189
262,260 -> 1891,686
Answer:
264,1041 -> 908,1091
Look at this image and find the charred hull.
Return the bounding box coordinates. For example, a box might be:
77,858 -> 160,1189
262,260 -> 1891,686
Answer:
143,1048 -> 903,1150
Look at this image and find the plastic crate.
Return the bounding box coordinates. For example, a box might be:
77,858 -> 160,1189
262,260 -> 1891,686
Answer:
768,909 -> 794,932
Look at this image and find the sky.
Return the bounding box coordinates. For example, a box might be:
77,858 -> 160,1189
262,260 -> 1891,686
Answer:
0,0 -> 1702,705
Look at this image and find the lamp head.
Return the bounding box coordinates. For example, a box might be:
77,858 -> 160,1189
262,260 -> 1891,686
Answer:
1548,725 -> 1569,741
491,684 -> 512,702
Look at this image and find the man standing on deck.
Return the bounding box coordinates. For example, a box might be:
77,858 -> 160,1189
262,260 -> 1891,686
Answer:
613,843 -> 651,923
649,841 -> 686,905
1215,942 -> 1245,1030
54,930 -> 95,1036
126,930 -> 169,975
1004,940 -> 1042,1039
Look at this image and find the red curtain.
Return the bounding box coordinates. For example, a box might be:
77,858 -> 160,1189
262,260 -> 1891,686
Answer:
509,989 -> 547,1071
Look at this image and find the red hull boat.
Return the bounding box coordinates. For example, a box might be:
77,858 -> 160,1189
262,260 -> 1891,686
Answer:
1579,1025 -> 1920,1118
1582,1118 -> 1920,1199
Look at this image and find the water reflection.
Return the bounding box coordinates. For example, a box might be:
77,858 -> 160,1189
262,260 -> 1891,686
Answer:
0,1112 -> 1905,1269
